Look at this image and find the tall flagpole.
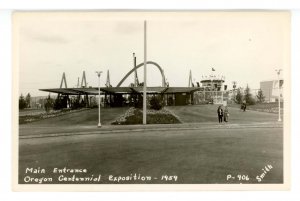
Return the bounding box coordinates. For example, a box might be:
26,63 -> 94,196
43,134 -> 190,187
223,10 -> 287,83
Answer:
143,20 -> 147,125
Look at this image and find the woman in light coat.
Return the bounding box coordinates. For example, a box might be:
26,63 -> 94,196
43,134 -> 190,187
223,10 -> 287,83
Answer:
224,106 -> 229,122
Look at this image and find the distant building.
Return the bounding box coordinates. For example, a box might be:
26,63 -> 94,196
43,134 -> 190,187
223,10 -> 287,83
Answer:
29,96 -> 46,109
260,80 -> 283,102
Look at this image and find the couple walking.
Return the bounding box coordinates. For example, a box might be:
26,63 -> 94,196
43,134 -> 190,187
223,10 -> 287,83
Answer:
217,105 -> 229,123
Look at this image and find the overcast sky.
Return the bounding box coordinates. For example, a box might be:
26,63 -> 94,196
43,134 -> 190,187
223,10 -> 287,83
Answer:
16,11 -> 290,96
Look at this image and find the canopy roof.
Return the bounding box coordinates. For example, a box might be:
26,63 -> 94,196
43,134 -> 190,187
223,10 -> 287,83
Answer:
39,87 -> 202,95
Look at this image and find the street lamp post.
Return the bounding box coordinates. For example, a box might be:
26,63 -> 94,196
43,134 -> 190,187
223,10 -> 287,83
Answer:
96,71 -> 103,127
275,69 -> 282,122
143,20 -> 147,125
232,81 -> 236,102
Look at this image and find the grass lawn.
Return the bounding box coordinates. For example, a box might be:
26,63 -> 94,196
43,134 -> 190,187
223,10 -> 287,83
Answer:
229,102 -> 283,113
19,107 -> 129,126
19,108 -> 46,116
167,104 -> 282,123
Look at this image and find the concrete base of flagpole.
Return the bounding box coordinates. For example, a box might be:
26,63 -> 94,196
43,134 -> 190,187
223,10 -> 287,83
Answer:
98,123 -> 102,128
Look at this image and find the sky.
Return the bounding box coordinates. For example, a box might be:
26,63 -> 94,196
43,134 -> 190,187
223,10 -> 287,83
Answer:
15,11 -> 290,96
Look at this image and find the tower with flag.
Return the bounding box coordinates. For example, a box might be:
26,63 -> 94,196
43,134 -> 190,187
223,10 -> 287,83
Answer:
197,67 -> 226,104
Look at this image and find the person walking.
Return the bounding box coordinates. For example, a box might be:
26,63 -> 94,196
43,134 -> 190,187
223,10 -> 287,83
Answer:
242,100 -> 247,112
217,105 -> 223,123
224,106 -> 229,122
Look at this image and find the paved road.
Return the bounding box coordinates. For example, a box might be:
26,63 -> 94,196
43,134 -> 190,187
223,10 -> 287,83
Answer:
18,105 -> 284,184
19,124 -> 283,184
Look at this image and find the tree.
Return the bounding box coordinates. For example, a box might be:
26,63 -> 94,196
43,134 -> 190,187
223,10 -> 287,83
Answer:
19,94 -> 27,110
235,88 -> 243,104
25,93 -> 31,108
244,85 -> 256,105
44,95 -> 54,113
256,89 -> 265,103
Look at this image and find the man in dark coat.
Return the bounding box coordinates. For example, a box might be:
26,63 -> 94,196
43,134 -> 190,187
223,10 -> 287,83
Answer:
217,106 -> 223,123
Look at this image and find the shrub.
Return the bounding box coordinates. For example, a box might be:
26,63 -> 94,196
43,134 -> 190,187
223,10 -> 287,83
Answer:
149,95 -> 163,110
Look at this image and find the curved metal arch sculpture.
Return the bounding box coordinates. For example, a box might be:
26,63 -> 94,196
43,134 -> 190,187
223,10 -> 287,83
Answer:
116,61 -> 166,87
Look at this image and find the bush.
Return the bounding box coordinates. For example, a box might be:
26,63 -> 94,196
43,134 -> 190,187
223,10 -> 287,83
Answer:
149,96 -> 163,110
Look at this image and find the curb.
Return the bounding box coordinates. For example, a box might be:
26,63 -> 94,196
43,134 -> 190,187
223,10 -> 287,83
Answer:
20,122 -> 283,139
